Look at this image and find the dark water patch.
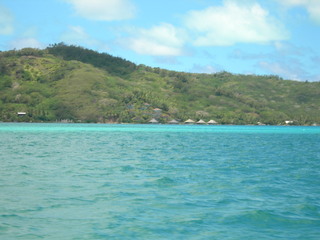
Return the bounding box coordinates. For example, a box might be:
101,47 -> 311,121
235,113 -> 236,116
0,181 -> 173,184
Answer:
120,165 -> 135,172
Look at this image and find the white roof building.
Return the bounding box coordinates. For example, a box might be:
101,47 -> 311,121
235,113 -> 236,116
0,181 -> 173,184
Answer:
185,119 -> 195,124
207,120 -> 218,125
168,119 -> 179,124
149,118 -> 159,124
196,119 -> 206,124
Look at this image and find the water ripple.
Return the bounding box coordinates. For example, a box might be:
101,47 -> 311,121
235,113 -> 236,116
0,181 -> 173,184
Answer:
1,123 -> 319,239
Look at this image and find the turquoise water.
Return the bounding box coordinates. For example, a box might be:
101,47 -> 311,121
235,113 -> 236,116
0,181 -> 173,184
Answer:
0,123 -> 319,239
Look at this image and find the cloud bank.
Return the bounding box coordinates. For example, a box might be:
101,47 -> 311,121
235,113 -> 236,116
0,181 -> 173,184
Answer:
184,0 -> 289,46
122,1 -> 290,56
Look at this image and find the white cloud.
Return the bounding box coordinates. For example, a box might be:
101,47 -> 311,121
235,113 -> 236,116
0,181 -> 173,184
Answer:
230,49 -> 270,60
0,5 -> 14,35
190,64 -> 220,74
9,38 -> 44,49
61,25 -> 92,44
61,25 -> 109,50
184,0 -> 289,46
274,42 -> 305,56
259,61 -> 305,81
122,23 -> 186,56
278,0 -> 320,23
65,0 -> 135,21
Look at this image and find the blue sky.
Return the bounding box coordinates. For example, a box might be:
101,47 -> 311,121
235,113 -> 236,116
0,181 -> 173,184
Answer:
0,0 -> 319,81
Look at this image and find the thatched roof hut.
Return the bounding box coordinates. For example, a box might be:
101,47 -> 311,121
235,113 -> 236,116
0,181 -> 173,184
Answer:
168,119 -> 179,124
185,119 -> 195,124
149,118 -> 159,124
196,119 -> 206,124
207,119 -> 218,125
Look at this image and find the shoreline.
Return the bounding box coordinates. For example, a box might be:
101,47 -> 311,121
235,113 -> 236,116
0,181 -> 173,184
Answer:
0,121 -> 318,127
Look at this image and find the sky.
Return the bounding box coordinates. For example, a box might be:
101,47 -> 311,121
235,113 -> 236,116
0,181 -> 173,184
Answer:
0,0 -> 320,81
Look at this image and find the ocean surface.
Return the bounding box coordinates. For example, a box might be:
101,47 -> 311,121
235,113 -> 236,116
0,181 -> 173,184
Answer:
0,123 -> 319,240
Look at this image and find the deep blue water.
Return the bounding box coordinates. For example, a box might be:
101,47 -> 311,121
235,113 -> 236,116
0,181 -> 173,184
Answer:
0,123 -> 319,239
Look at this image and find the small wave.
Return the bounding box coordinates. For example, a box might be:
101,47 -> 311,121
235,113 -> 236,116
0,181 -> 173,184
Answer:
68,197 -> 96,204
100,182 -> 111,188
221,209 -> 318,227
0,213 -> 20,218
173,217 -> 204,225
19,206 -> 45,213
154,176 -> 176,187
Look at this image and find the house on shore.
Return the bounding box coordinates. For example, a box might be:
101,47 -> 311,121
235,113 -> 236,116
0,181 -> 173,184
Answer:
207,119 -> 218,125
168,119 -> 179,124
185,119 -> 195,124
196,119 -> 206,124
17,112 -> 27,116
149,118 -> 159,124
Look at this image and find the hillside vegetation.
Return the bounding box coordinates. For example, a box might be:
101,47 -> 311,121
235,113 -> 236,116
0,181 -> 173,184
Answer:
0,43 -> 319,125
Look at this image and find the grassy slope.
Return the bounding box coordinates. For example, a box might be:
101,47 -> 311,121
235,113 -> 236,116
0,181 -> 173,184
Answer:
0,47 -> 319,125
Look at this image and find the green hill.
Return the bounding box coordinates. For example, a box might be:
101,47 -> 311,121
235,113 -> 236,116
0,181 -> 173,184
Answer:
0,44 -> 319,125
